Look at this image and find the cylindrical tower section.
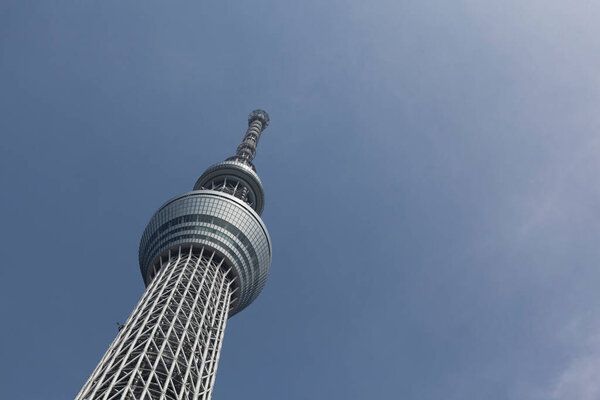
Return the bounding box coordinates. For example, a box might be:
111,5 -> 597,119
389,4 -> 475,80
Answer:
139,190 -> 271,316
193,160 -> 265,215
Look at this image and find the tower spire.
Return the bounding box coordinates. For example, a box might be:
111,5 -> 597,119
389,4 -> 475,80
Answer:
230,109 -> 270,167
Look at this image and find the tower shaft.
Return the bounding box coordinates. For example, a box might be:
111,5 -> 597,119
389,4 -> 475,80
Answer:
76,246 -> 232,400
76,110 -> 272,400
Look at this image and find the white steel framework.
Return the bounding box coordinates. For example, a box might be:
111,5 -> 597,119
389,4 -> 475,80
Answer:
76,246 -> 233,400
76,110 -> 273,400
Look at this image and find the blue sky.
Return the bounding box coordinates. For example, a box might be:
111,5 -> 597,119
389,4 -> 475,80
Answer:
1,1 -> 599,399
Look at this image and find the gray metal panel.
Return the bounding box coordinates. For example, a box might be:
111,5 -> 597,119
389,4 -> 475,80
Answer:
193,160 -> 265,215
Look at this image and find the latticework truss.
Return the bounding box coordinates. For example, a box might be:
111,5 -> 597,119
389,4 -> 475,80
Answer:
76,246 -> 233,400
201,176 -> 253,207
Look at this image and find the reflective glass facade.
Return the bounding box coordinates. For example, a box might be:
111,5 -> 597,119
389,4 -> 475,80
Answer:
139,190 -> 271,315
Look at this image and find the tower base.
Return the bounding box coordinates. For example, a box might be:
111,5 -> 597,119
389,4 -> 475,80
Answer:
76,246 -> 232,400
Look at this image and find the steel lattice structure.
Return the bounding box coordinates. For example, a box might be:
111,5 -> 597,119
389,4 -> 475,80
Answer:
76,110 -> 273,400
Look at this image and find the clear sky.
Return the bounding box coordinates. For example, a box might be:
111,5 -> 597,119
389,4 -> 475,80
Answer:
1,1 -> 599,399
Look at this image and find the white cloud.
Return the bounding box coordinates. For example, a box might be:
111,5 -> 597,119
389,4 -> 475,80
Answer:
548,321 -> 600,400
551,353 -> 600,400
516,136 -> 600,238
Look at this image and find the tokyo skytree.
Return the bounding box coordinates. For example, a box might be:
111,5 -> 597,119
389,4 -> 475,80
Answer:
76,110 -> 273,400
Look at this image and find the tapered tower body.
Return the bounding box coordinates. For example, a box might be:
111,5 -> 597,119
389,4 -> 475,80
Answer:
76,110 -> 272,400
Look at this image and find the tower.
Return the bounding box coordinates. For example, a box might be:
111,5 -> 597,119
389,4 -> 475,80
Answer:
76,110 -> 272,400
